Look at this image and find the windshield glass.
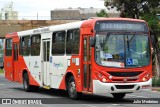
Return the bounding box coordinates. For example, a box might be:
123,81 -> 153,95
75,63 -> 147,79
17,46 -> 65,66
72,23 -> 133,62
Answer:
95,32 -> 150,68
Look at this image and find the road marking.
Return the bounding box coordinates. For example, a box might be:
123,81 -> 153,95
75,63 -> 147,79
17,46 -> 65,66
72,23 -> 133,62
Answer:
81,104 -> 97,107
126,94 -> 149,98
152,91 -> 160,93
112,104 -> 125,107
112,104 -> 121,106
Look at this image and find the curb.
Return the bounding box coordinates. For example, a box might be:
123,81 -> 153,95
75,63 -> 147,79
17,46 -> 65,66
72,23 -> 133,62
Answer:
152,87 -> 160,92
0,73 -> 4,76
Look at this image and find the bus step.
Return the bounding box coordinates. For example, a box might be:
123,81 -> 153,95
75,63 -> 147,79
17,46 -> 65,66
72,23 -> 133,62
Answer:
82,91 -> 92,94
43,86 -> 50,89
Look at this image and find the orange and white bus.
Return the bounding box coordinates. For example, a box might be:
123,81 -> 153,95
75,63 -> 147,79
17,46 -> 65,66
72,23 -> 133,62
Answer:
4,18 -> 152,99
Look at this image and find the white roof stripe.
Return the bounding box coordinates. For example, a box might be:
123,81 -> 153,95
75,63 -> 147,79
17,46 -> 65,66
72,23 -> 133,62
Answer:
17,21 -> 84,36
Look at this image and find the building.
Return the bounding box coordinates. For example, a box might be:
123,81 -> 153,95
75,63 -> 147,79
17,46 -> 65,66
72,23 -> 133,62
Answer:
51,7 -> 98,20
51,9 -> 81,20
51,7 -> 120,20
0,2 -> 18,20
51,7 -> 119,20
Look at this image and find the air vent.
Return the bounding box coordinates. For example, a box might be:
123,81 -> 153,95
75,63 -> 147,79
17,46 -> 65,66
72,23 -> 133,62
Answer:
108,72 -> 142,77
115,85 -> 135,89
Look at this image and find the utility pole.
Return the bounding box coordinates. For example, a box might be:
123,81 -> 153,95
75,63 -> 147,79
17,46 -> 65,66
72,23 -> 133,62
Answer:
37,13 -> 38,20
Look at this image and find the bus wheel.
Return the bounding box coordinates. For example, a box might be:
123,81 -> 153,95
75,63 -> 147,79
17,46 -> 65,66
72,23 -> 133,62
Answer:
67,76 -> 79,99
112,93 -> 126,99
23,73 -> 31,92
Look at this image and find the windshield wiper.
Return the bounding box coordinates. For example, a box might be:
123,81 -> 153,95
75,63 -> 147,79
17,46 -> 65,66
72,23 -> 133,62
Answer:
100,33 -> 110,49
126,33 -> 138,51
105,33 -> 110,42
128,33 -> 138,43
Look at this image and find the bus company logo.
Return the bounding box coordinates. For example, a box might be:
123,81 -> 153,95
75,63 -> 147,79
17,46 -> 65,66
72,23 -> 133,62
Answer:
128,76 -> 138,80
34,61 -> 39,68
123,78 -> 127,82
7,62 -> 11,67
53,63 -> 63,69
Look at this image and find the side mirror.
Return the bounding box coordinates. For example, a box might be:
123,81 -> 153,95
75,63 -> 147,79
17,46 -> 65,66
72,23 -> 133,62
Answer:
90,37 -> 96,47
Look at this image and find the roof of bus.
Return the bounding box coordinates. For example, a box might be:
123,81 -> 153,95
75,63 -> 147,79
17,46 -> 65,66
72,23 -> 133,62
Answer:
89,17 -> 146,22
6,18 -> 147,38
17,21 -> 84,37
81,17 -> 147,27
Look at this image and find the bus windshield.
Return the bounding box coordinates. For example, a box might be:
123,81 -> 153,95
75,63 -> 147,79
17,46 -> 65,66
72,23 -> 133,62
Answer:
95,32 -> 150,68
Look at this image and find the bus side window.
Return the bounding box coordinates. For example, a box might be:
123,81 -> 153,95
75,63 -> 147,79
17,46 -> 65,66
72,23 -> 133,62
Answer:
31,34 -> 41,56
66,29 -> 80,54
52,31 -> 65,55
5,38 -> 12,56
21,36 -> 30,56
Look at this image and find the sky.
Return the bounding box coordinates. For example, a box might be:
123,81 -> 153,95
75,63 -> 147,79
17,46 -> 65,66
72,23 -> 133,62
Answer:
0,0 -> 105,20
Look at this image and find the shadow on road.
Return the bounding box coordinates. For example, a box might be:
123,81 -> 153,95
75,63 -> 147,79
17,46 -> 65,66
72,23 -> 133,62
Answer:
10,87 -> 133,104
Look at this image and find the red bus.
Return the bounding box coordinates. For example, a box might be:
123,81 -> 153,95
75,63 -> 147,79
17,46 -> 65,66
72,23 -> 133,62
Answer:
4,18 -> 152,99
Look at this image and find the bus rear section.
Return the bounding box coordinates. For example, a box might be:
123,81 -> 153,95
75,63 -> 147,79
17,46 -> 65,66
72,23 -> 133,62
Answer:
4,33 -> 19,81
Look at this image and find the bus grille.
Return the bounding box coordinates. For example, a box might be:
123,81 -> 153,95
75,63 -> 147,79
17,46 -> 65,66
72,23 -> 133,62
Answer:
108,72 -> 142,77
115,85 -> 135,89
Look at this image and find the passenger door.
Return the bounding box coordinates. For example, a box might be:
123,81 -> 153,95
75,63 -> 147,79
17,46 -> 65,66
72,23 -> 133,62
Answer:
82,36 -> 92,92
42,39 -> 51,86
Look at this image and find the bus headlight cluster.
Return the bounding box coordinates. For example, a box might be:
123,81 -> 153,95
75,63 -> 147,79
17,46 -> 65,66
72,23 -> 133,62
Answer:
142,73 -> 150,82
95,72 -> 109,83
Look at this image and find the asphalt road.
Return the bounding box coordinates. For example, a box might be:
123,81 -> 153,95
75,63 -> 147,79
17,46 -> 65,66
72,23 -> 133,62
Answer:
0,74 -> 160,107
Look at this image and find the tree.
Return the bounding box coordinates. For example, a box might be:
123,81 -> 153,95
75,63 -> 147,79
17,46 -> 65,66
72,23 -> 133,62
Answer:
104,0 -> 160,79
96,9 -> 108,17
141,12 -> 160,33
104,0 -> 160,19
104,0 -> 160,32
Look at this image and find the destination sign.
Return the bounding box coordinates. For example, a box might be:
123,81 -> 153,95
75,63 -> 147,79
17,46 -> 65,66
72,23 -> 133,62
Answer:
95,21 -> 148,32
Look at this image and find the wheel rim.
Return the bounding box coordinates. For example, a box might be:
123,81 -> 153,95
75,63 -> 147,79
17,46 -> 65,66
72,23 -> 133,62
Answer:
69,81 -> 76,98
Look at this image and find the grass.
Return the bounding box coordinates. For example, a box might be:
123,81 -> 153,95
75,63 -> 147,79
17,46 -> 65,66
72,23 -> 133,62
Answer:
0,69 -> 3,74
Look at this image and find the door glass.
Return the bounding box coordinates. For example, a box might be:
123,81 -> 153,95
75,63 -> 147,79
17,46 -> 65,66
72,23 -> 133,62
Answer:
83,64 -> 87,88
47,41 -> 50,62
84,38 -> 87,61
43,42 -> 46,62
89,64 -> 92,89
14,44 -> 18,61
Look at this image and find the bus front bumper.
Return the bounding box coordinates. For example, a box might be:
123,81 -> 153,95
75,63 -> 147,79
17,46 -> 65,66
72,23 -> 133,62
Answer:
93,78 -> 152,94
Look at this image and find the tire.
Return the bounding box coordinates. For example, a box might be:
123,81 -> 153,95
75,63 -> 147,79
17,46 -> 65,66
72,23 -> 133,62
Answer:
23,73 -> 39,92
112,93 -> 126,99
67,76 -> 79,99
23,73 -> 31,92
